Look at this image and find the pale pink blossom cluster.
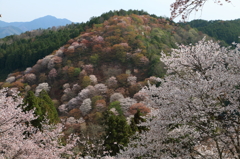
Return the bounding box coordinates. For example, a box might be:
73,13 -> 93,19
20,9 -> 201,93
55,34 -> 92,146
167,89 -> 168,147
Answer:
110,93 -> 124,103
79,98 -> 92,116
0,88 -> 78,159
5,76 -> 16,83
94,83 -> 107,95
89,75 -> 98,85
118,38 -> 240,158
41,55 -> 54,68
119,97 -> 137,113
106,76 -> 118,89
92,36 -> 104,44
127,76 -> 137,85
24,73 -> 36,84
133,91 -> 147,102
35,82 -> 50,96
48,68 -> 58,79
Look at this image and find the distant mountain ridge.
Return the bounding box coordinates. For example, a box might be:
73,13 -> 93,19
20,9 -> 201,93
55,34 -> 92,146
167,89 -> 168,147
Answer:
0,15 -> 72,38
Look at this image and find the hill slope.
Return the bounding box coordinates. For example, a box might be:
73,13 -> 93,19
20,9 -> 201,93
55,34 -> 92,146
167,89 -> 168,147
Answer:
183,19 -> 240,45
0,11 -> 215,157
1,13 -> 208,108
0,10 -> 164,80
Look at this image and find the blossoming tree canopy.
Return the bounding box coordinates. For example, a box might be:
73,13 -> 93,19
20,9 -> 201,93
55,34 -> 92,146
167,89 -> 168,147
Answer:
0,88 -> 78,159
118,38 -> 240,158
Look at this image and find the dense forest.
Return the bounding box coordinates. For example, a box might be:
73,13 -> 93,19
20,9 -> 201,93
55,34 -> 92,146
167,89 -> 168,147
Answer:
183,19 -> 240,45
0,9 -> 165,80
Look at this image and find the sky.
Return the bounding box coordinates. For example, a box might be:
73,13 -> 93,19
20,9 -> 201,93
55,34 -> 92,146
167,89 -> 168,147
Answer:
0,0 -> 240,23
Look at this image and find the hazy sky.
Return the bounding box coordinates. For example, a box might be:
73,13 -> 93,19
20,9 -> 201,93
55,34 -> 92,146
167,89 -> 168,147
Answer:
1,0 -> 240,23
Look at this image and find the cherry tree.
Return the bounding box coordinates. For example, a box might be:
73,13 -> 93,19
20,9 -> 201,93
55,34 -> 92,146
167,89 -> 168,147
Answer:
171,0 -> 231,20
118,38 -> 240,158
48,68 -> 58,80
0,88 -> 78,159
79,98 -> 92,116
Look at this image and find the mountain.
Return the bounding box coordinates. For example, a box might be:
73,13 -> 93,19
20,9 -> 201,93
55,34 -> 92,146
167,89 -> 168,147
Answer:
0,10 -> 221,157
16,15 -> 72,31
0,26 -> 23,38
0,15 -> 72,38
0,12 -> 209,112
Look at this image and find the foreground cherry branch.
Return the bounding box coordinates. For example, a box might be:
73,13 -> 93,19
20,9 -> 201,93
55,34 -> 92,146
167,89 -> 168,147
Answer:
117,38 -> 240,158
0,88 -> 78,159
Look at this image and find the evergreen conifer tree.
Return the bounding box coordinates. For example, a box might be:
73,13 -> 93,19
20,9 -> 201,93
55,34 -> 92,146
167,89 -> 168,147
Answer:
22,90 -> 59,129
22,91 -> 44,129
103,111 -> 132,156
38,90 -> 59,124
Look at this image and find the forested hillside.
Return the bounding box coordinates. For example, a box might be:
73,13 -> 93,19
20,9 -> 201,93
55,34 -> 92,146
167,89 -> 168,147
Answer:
0,10 -> 164,80
184,19 -> 240,45
0,24 -> 83,79
0,10 -> 212,157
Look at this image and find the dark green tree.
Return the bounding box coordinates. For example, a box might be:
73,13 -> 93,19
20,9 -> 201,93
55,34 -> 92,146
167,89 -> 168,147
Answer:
38,90 -> 59,124
103,111 -> 132,156
22,91 -> 44,129
22,90 -> 59,129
